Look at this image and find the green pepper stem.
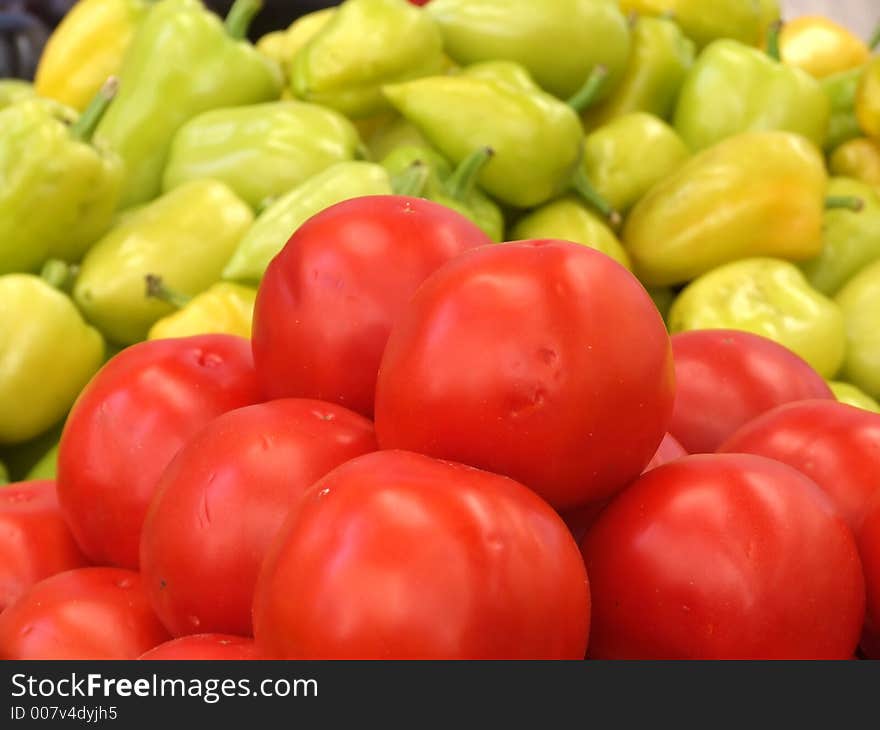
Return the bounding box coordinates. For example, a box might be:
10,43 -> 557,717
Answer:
567,65 -> 609,113
145,274 -> 191,309
766,20 -> 783,61
225,0 -> 263,40
571,166 -> 621,227
40,259 -> 78,292
826,195 -> 864,212
870,21 -> 880,51
445,147 -> 494,201
69,76 -> 118,143
391,161 -> 431,198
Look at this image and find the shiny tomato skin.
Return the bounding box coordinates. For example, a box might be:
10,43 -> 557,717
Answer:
858,497 -> 880,658
140,399 -> 377,637
138,634 -> 261,660
669,330 -> 833,453
57,335 -> 261,569
581,454 -> 865,659
0,567 -> 169,660
253,450 -> 590,660
374,240 -> 674,510
251,196 -> 491,417
0,480 -> 89,612
719,400 -> 880,532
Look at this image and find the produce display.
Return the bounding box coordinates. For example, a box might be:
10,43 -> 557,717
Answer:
1,0 -> 880,661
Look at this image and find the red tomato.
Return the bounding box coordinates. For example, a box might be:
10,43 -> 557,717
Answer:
562,433 -> 687,543
374,240 -> 674,510
140,399 -> 377,637
138,634 -> 261,660
669,330 -> 833,453
0,567 -> 169,659
719,400 -> 880,532
857,496 -> 880,658
0,480 -> 89,612
251,196 -> 490,417
253,450 -> 590,659
581,454 -> 865,659
57,335 -> 261,569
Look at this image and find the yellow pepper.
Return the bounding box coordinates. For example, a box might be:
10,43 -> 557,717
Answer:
256,8 -> 336,77
147,280 -> 257,340
830,138 -> 880,190
34,0 -> 149,112
779,16 -> 870,79
857,56 -> 880,141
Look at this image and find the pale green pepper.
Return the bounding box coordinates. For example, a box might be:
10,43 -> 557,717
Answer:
0,80 -> 35,110
73,179 -> 254,345
668,257 -> 846,378
222,161 -> 395,283
800,178 -> 880,296
0,272 -> 105,445
829,381 -> 880,413
835,259 -> 880,399
162,101 -> 362,209
26,442 -> 60,481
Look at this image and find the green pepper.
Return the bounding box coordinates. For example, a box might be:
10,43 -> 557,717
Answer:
857,55 -> 880,142
381,145 -> 504,241
673,30 -> 830,152
95,0 -> 283,209
25,441 -> 60,481
222,161 -> 396,283
619,0 -> 767,49
582,112 -> 689,214
0,80 -> 122,275
0,80 -> 34,109
383,61 -> 588,210
624,130 -> 829,287
0,271 -> 105,445
256,7 -> 336,75
366,114 -> 432,161
835,259 -> 880,400
583,16 -> 694,129
669,258 -> 846,378
162,101 -> 362,210
800,178 -> 880,296
823,68 -> 865,152
289,0 -> 445,119
510,197 -> 630,270
828,381 -> 880,414
425,0 -> 630,101
73,179 -> 254,345
0,460 -> 8,485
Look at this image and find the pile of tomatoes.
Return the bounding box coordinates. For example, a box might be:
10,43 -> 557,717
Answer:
1,196 -> 878,660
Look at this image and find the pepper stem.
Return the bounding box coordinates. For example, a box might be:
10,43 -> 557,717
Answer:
567,65 -> 609,113
391,161 -> 430,198
571,166 -> 621,227
870,21 -> 880,51
445,147 -> 494,201
69,76 -> 118,142
41,259 -> 78,292
225,0 -> 263,40
766,20 -> 783,61
825,195 -> 864,212
145,274 -> 191,309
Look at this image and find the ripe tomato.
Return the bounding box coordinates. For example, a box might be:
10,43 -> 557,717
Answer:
669,330 -> 833,453
0,567 -> 169,660
719,400 -> 880,532
581,454 -> 864,659
138,634 -> 261,660
140,399 -> 377,637
562,433 -> 687,543
252,196 -> 490,417
57,335 -> 261,569
253,450 -> 590,659
0,480 -> 89,612
375,240 -> 674,510
857,496 -> 880,658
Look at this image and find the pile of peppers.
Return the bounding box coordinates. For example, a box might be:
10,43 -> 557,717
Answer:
2,0 -> 880,483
